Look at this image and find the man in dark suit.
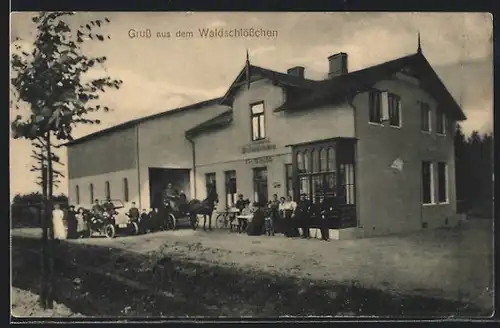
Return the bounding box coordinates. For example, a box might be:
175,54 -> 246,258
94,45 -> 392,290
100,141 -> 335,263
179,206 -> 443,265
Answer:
297,193 -> 311,239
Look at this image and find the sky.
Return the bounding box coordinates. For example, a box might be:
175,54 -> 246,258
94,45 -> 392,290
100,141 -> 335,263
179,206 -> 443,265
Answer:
9,12 -> 493,198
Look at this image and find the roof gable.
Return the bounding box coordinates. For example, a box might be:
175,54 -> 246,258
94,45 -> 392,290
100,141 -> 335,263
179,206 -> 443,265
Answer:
219,64 -> 320,106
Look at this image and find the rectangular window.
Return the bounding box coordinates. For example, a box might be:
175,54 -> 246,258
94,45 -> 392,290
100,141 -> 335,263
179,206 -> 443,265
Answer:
89,183 -> 94,202
422,161 -> 435,204
253,167 -> 268,205
285,164 -> 293,198
388,93 -> 402,127
224,170 -> 237,207
437,162 -> 448,203
105,181 -> 111,199
339,164 -> 355,205
76,185 -> 80,204
251,102 -> 265,141
205,173 -> 216,196
420,102 -> 431,132
436,111 -> 446,135
123,178 -> 129,202
369,91 -> 382,123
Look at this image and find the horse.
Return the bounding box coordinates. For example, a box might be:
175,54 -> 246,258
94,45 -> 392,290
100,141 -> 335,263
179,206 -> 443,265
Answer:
184,190 -> 218,231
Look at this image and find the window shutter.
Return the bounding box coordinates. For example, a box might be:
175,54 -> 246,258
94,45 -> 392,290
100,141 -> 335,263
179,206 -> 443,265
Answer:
381,91 -> 390,121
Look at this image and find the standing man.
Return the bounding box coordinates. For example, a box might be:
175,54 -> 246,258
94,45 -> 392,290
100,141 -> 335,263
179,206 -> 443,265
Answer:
296,193 -> 311,239
66,205 -> 78,239
128,202 -> 140,221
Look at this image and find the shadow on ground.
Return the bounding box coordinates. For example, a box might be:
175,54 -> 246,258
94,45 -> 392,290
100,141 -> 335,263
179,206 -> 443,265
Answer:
11,235 -> 488,318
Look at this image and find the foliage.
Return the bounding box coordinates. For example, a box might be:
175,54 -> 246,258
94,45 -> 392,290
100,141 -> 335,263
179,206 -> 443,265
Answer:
10,12 -> 123,142
455,125 -> 493,217
12,192 -> 68,205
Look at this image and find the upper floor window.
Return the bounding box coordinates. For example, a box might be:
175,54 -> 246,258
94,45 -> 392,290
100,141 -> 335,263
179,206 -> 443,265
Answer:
369,91 -> 382,124
89,183 -> 94,202
388,93 -> 402,127
251,102 -> 265,141
420,102 -> 431,132
436,110 -> 446,135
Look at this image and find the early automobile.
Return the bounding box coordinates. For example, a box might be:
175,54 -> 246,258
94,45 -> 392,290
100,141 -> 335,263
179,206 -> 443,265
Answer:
83,200 -> 139,239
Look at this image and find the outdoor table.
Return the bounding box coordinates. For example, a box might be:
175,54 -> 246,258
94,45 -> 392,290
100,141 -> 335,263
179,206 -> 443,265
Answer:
236,214 -> 253,233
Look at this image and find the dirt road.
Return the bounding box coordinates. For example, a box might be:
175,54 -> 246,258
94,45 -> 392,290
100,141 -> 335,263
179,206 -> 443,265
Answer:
12,219 -> 494,312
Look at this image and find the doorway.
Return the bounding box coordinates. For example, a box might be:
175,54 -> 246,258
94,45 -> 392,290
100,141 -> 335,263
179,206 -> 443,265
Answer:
253,167 -> 268,206
148,168 -> 191,209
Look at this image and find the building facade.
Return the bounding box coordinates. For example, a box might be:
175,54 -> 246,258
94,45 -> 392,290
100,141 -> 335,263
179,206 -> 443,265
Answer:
66,48 -> 466,239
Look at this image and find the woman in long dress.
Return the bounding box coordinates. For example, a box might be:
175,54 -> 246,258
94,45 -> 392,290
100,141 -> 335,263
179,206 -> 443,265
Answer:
52,204 -> 67,240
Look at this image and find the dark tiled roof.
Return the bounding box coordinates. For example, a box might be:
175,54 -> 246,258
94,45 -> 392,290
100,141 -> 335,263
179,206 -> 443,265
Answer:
252,65 -> 321,89
64,97 -> 223,146
275,52 -> 467,121
185,109 -> 233,138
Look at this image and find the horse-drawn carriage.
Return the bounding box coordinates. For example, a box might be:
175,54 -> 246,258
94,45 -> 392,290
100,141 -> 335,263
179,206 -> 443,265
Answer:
81,199 -> 139,239
162,199 -> 201,230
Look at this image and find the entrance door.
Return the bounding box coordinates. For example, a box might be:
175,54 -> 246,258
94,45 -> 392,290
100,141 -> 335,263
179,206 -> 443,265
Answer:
253,167 -> 268,206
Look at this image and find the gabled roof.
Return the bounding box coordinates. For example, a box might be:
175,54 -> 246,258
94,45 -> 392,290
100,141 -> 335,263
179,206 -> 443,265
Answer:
219,64 -> 320,106
64,97 -> 223,146
275,52 -> 467,121
185,108 -> 233,138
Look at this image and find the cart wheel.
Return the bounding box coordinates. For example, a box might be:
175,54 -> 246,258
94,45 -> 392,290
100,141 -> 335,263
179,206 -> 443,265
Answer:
215,214 -> 225,229
104,224 -> 116,239
166,213 -> 176,230
131,222 -> 139,235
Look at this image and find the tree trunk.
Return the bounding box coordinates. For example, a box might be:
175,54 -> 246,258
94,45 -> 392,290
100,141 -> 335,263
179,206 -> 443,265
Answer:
39,146 -> 48,309
46,131 -> 55,309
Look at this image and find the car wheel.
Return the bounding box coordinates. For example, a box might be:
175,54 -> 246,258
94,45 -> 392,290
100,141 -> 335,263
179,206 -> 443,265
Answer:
104,224 -> 116,239
131,222 -> 139,235
166,213 -> 176,231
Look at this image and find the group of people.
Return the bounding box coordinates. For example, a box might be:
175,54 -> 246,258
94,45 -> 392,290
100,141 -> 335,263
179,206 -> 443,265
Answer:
229,193 -> 330,241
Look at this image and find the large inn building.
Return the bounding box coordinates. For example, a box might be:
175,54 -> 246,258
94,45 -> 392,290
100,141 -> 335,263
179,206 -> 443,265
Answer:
65,44 -> 467,239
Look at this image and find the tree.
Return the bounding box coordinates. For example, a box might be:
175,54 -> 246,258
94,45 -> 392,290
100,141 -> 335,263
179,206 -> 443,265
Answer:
30,139 -> 64,191
10,12 -> 122,309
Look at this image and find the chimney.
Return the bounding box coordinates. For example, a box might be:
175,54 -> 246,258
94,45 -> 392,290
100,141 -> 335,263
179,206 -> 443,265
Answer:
328,52 -> 348,78
287,66 -> 305,78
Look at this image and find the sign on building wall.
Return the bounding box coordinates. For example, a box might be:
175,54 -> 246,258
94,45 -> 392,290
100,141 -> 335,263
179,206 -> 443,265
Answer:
245,156 -> 273,165
241,142 -> 277,154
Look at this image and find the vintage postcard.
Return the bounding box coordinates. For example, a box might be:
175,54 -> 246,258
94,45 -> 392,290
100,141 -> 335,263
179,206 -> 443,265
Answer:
10,12 -> 494,320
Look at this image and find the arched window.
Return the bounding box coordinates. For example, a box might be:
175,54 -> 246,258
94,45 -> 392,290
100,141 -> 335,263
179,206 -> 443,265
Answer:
105,181 -> 110,199
327,147 -> 336,171
296,152 -> 304,173
123,178 -> 129,202
319,148 -> 327,172
303,150 -> 310,173
89,183 -> 94,202
311,149 -> 319,173
75,185 -> 80,204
